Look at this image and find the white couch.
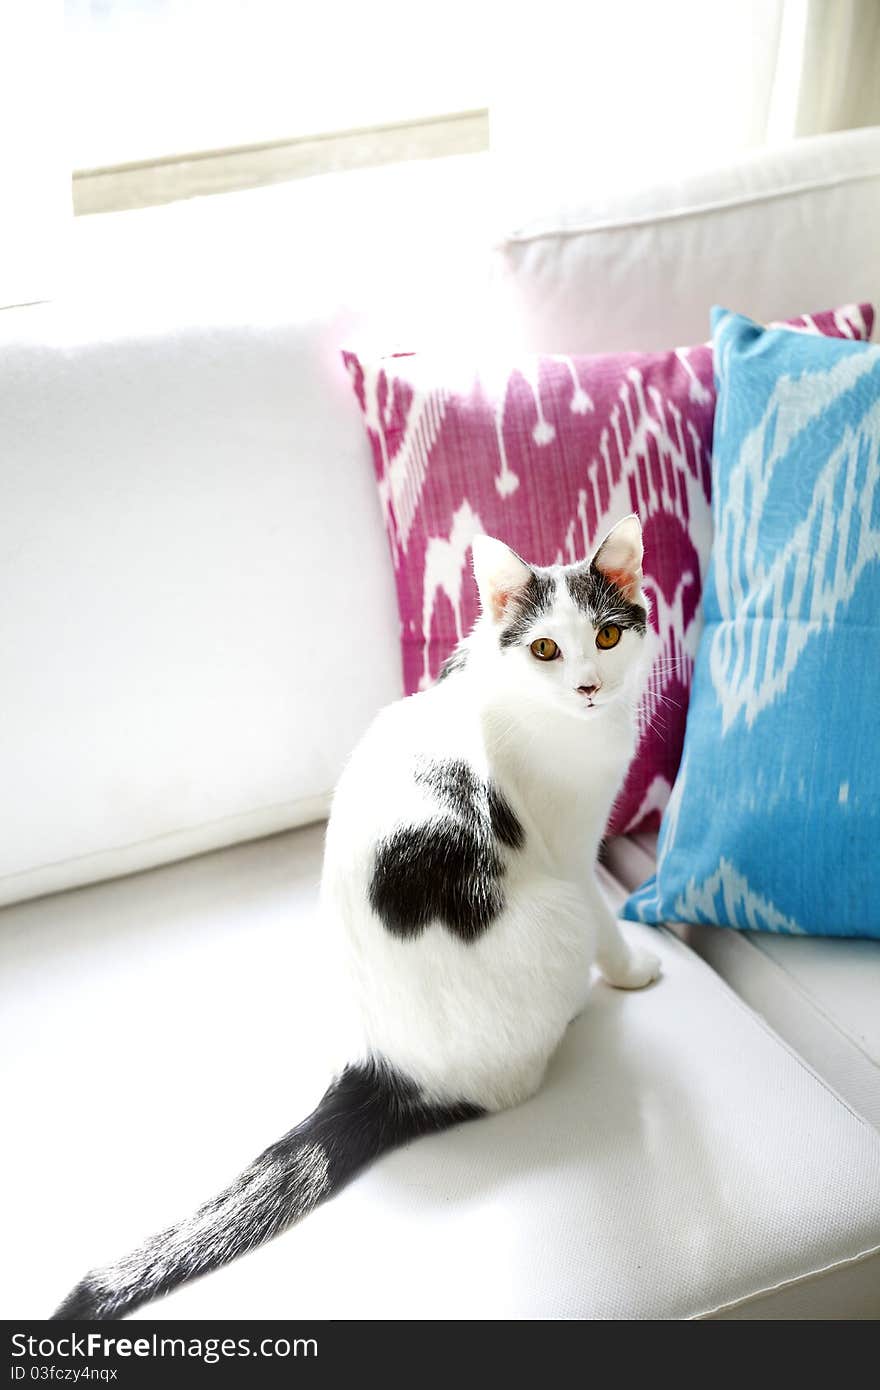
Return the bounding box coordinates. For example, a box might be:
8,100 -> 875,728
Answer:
2,128 -> 879,1320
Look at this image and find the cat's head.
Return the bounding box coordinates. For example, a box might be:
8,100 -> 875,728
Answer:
469,516 -> 649,718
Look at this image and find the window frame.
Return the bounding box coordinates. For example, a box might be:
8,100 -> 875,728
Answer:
72,108 -> 489,215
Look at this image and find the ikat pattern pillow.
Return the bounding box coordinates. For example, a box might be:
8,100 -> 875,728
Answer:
623,308 -> 880,936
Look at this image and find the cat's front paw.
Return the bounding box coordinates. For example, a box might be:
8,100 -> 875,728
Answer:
602,945 -> 662,990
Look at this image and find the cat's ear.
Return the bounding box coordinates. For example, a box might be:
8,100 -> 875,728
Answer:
471,535 -> 533,622
591,514 -> 644,600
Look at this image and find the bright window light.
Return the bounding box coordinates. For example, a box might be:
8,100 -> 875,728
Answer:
66,0 -> 491,169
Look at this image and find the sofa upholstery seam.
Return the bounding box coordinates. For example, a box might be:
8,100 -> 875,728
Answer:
502,166 -> 880,246
741,933 -> 880,1071
688,1241 -> 880,1319
656,925 -> 880,1145
0,792 -> 334,888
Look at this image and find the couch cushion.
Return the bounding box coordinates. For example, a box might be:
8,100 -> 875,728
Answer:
0,155 -> 495,908
607,832 -> 880,1131
673,926 -> 880,1134
496,126 -> 880,353
754,935 -> 880,1066
623,308 -> 880,940
2,825 -> 879,1320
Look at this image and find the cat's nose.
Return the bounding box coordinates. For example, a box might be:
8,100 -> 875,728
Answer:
578,682 -> 601,698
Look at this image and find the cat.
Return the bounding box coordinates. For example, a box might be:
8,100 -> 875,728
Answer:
53,514 -> 661,1320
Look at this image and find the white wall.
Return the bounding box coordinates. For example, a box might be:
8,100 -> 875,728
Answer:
0,1 -> 70,309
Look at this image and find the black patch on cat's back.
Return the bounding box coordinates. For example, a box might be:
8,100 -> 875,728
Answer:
369,758 -> 525,942
415,758 -> 524,850
414,757 -> 480,810
369,819 -> 504,941
488,785 -> 525,849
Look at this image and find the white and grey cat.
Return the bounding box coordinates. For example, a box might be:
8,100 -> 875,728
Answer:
55,514 -> 660,1320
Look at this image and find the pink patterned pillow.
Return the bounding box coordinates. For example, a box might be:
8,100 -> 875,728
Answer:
343,303 -> 874,837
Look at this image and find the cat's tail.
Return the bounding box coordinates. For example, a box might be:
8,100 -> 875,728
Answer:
52,1059 -> 480,1321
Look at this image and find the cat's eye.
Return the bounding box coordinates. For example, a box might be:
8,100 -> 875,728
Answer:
596,624 -> 622,650
530,637 -> 560,661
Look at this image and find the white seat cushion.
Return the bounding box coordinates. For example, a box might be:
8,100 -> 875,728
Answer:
754,935 -> 880,1065
605,833 -> 880,1132
671,927 -> 880,1134
2,825 -> 879,1319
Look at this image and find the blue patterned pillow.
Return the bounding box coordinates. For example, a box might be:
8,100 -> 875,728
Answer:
623,308 -> 880,938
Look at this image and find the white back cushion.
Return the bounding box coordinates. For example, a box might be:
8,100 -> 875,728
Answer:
495,126 -> 880,352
